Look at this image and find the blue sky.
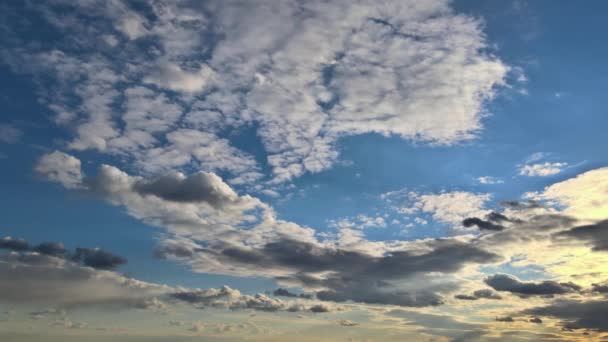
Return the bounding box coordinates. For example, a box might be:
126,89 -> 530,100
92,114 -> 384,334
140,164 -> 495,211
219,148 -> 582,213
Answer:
1,1 -> 608,340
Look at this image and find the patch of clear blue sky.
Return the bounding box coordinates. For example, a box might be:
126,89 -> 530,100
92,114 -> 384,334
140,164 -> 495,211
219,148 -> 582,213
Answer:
1,0 -> 607,291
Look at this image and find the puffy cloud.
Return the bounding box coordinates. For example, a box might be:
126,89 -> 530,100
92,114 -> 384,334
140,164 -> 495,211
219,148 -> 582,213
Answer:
0,237 -> 29,251
530,167 -> 608,220
169,286 -> 329,313
519,162 -> 567,177
393,191 -> 492,227
1,236 -> 126,271
206,238 -> 499,307
72,248 -> 127,270
35,152 -> 504,308
143,62 -> 215,93
35,151 -> 83,189
132,171 -> 241,208
484,274 -> 581,295
3,0 -> 509,183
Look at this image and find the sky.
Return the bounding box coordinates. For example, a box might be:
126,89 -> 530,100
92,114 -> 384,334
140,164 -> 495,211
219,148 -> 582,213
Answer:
1,0 -> 607,341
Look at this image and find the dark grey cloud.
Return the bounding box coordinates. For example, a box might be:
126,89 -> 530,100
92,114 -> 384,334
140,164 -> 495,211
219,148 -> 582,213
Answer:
132,172 -> 237,208
203,238 -> 500,307
554,220 -> 608,251
72,248 -> 127,270
1,236 -> 126,270
501,200 -> 544,210
154,243 -> 198,259
495,316 -> 514,322
485,274 -> 581,296
487,212 -> 511,223
273,288 -> 312,299
454,289 -> 501,301
529,317 -> 543,324
33,242 -> 67,257
0,237 -> 29,251
524,300 -> 608,331
591,283 -> 608,293
462,217 -> 504,231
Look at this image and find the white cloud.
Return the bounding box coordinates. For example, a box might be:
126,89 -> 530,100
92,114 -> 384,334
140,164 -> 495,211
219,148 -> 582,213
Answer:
5,0 -> 510,184
528,167 -> 608,220
397,191 -> 492,227
519,162 -> 567,177
35,151 -> 83,189
144,62 -> 215,93
477,176 -> 504,185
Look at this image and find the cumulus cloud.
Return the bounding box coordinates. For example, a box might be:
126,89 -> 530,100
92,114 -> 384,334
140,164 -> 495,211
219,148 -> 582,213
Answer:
390,190 -> 492,227
170,286 -> 328,313
35,151 -> 83,189
35,152 -> 504,307
2,0 -> 510,183
529,167 -> 608,220
143,62 -> 215,93
485,274 -> 581,296
519,162 -> 567,177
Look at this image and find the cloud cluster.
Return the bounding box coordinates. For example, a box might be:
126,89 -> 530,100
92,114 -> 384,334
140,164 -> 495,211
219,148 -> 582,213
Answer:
2,0 -> 509,183
0,236 -> 125,270
37,151 -> 504,308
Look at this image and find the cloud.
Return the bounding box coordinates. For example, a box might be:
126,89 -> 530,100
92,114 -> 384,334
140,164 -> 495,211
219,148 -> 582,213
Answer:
3,0 -> 510,183
143,62 -> 215,93
32,242 -> 67,257
273,288 -> 312,299
72,248 -> 127,270
0,237 -> 30,251
454,289 -> 501,301
484,274 -> 581,295
169,286 -> 329,313
0,251 -> 166,309
462,217 -> 505,231
132,171 -> 242,208
495,316 -> 514,322
524,299 -> 608,331
35,151 -> 83,189
209,238 -> 499,306
0,124 -> 22,144
554,220 -> 608,251
1,236 -> 126,271
477,176 -> 504,185
395,191 -> 492,227
529,167 -> 608,220
519,162 -> 567,177
36,152 -> 503,307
